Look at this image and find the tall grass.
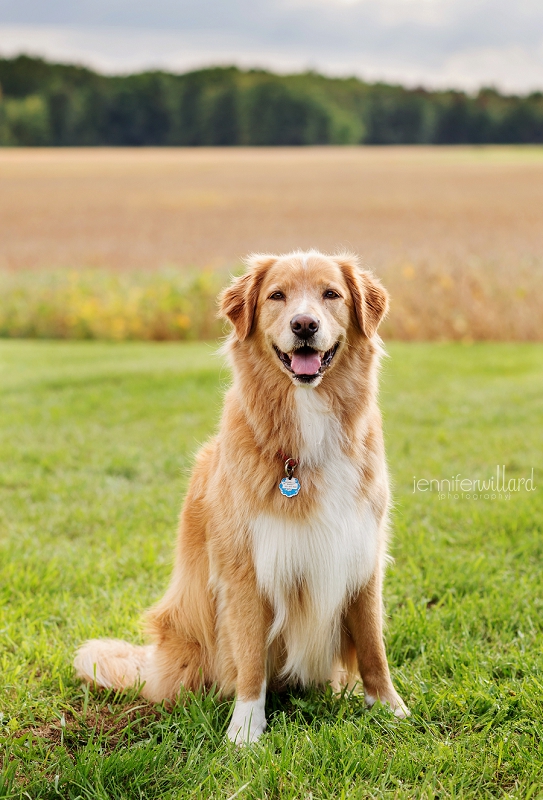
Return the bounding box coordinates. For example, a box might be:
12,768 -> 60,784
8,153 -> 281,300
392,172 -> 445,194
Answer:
0,262 -> 540,342
380,256 -> 542,341
0,269 -> 225,341
1,147 -> 542,341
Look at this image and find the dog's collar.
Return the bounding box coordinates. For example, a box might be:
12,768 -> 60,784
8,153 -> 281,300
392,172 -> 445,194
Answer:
276,450 -> 299,471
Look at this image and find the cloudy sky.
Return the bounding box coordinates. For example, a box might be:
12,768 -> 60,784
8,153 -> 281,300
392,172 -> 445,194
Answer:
1,0 -> 543,93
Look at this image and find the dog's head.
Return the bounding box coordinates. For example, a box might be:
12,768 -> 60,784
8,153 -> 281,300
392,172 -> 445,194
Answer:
220,251 -> 388,387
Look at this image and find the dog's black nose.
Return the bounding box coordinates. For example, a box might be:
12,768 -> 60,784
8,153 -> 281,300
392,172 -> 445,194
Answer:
290,314 -> 319,340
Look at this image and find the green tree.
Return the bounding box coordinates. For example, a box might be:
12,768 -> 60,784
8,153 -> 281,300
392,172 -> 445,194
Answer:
245,81 -> 331,145
3,95 -> 51,145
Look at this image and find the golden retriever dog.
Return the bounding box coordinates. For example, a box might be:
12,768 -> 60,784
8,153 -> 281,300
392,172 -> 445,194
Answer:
74,250 -> 408,742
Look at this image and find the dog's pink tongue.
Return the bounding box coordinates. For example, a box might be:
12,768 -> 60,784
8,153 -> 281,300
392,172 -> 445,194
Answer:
291,350 -> 322,375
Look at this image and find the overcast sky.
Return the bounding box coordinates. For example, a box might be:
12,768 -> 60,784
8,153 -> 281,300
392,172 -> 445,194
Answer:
1,0 -> 543,93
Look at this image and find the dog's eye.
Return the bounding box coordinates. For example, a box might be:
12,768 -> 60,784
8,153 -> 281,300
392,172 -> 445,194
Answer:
323,290 -> 340,299
269,291 -> 285,301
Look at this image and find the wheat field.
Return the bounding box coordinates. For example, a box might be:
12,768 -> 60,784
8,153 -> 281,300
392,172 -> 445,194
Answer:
1,146 -> 542,340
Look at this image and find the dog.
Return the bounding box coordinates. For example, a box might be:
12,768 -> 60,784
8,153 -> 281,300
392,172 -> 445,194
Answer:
74,250 -> 408,743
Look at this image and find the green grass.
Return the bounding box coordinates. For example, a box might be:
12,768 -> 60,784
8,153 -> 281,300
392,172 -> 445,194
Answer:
0,340 -> 542,799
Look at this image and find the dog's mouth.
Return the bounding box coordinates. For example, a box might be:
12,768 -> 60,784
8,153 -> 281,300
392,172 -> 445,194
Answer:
273,343 -> 339,383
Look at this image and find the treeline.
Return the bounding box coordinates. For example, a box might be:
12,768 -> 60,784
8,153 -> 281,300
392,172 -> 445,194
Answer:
1,54 -> 543,146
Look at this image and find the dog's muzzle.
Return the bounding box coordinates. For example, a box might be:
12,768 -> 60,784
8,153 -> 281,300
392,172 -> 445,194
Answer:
273,342 -> 339,383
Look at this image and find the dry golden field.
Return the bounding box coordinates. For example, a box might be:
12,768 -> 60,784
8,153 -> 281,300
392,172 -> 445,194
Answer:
1,146 -> 542,340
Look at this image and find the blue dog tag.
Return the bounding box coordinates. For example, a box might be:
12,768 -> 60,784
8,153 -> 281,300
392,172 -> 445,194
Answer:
279,477 -> 300,497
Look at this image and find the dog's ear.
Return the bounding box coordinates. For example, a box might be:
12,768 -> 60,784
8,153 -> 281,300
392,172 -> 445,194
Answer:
336,255 -> 389,338
219,254 -> 276,341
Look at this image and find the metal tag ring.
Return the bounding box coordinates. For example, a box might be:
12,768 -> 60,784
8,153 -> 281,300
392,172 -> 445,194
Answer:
285,458 -> 298,478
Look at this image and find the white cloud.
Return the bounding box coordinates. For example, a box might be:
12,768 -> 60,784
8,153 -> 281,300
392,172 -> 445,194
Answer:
440,43 -> 543,92
0,1 -> 542,92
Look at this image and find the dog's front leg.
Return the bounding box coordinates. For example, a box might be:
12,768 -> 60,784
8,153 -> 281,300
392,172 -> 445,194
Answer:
222,570 -> 269,744
345,569 -> 409,718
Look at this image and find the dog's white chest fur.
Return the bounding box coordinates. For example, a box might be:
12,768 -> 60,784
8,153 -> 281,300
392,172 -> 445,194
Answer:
250,388 -> 378,685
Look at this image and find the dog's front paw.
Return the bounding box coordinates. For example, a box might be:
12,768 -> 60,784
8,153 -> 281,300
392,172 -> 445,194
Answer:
227,695 -> 267,744
365,688 -> 410,718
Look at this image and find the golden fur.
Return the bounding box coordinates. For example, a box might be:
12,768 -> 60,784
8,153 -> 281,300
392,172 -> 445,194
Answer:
74,250 -> 408,742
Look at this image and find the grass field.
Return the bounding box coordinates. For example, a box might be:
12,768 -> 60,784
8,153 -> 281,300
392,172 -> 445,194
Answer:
1,146 -> 542,340
0,340 -> 542,798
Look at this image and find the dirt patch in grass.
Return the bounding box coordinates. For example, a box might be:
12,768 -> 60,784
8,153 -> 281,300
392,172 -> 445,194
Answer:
18,701 -> 164,753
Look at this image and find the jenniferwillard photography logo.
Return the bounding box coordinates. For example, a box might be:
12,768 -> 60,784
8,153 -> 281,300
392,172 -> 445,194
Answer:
413,465 -> 536,501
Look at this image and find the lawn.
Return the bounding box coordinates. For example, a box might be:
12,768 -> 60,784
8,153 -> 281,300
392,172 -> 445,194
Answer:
0,340 -> 542,799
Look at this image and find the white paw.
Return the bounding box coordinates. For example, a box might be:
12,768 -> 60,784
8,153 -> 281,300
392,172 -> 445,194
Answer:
365,690 -> 410,718
392,698 -> 410,718
227,692 -> 267,744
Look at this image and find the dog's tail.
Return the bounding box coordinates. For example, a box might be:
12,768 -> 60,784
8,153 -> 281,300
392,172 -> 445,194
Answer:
74,639 -> 155,696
